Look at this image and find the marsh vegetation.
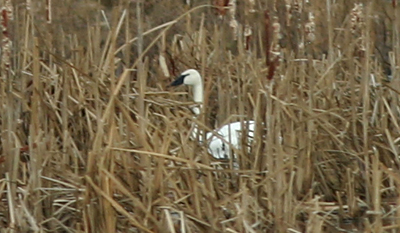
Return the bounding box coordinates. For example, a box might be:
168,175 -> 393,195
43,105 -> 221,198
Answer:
1,0 -> 400,232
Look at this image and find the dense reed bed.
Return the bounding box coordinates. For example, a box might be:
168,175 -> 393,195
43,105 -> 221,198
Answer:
1,0 -> 400,232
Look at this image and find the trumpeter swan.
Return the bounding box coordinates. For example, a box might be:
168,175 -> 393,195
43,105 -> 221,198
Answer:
170,69 -> 255,160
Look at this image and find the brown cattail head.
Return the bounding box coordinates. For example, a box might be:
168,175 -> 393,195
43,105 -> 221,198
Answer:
350,3 -> 365,59
264,10 -> 271,66
46,0 -> 52,23
1,1 -> 13,73
214,0 -> 230,16
267,56 -> 279,80
5,0 -> 13,20
350,3 -> 364,35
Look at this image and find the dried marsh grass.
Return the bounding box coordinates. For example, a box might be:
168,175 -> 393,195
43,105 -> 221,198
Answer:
2,0 -> 400,232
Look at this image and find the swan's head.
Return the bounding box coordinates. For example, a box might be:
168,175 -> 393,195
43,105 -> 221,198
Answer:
170,69 -> 202,87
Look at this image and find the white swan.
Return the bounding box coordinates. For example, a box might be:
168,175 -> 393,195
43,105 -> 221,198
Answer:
170,69 -> 255,160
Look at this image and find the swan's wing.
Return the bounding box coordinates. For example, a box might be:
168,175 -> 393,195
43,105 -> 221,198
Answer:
207,121 -> 255,159
217,121 -> 255,145
208,136 -> 229,159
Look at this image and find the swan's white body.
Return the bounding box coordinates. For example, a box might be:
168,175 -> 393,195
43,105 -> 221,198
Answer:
206,121 -> 255,159
171,69 -> 254,159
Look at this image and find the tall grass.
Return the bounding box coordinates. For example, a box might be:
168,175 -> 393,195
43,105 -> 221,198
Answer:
1,0 -> 400,232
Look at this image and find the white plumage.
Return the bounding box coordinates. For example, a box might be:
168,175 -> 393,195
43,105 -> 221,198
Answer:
170,69 -> 254,160
206,121 -> 255,159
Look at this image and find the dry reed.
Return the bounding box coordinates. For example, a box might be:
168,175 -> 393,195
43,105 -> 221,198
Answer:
1,0 -> 400,232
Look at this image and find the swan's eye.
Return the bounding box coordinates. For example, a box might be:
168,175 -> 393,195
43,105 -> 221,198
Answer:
222,143 -> 225,151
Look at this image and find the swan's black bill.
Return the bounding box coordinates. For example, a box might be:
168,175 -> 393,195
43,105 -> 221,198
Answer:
169,74 -> 188,87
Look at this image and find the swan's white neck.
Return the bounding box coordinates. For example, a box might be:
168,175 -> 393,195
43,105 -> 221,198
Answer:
192,83 -> 204,105
191,79 -> 203,118
191,82 -> 204,141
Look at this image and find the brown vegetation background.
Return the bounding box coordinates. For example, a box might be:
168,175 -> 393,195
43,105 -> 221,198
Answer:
1,0 -> 400,232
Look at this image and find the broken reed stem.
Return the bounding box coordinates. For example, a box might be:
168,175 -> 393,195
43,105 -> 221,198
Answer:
45,0 -> 51,23
137,1 -> 145,136
362,2 -> 372,204
30,36 -> 44,224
